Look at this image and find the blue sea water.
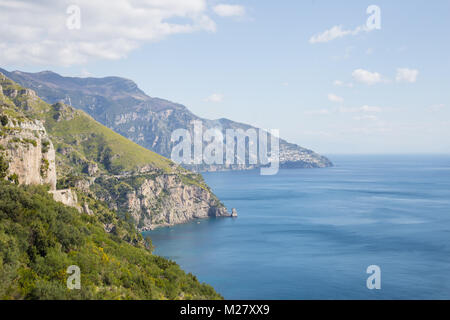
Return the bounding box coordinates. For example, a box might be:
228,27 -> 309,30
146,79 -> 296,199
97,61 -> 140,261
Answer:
145,155 -> 450,299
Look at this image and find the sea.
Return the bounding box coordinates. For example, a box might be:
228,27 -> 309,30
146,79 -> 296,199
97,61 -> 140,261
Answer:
144,155 -> 450,299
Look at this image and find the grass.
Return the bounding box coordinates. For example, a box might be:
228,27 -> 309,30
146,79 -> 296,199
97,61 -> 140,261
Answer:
45,110 -> 174,173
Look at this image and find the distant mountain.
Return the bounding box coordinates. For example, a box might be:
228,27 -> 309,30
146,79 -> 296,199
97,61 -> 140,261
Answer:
0,68 -> 333,171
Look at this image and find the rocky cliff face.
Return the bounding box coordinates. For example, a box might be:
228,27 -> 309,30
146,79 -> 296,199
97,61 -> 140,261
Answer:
49,189 -> 81,211
93,172 -> 229,231
0,74 -> 79,210
0,117 -> 57,190
131,175 -> 229,230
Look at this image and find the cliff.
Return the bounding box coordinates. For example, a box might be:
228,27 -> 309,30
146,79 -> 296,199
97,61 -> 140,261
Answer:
94,173 -> 228,230
0,72 -> 230,230
0,93 -> 57,190
0,75 -> 85,213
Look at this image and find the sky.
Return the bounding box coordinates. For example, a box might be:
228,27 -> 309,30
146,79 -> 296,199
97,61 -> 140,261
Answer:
0,0 -> 449,154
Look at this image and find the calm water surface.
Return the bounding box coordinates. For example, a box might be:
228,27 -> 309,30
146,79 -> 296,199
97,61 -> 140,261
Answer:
145,155 -> 450,299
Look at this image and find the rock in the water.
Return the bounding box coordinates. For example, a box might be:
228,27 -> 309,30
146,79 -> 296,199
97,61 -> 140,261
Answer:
231,208 -> 238,217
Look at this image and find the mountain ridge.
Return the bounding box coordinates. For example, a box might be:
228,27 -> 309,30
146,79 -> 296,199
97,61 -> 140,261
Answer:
0,68 -> 333,171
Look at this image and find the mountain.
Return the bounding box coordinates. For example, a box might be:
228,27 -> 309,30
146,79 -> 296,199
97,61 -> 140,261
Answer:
0,68 -> 333,171
0,74 -> 222,299
0,72 -> 229,232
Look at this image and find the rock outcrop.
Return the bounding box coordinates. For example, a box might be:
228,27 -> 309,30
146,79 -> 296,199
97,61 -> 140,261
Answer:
49,189 -> 81,211
94,173 -> 229,231
0,118 -> 57,190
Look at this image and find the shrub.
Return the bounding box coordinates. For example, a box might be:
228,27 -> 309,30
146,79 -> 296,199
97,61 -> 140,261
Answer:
0,181 -> 223,300
0,115 -> 8,126
40,159 -> 49,178
42,140 -> 50,154
23,138 -> 37,147
8,173 -> 19,184
0,154 -> 8,179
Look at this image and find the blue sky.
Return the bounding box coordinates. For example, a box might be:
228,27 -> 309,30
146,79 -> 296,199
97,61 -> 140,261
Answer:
1,0 -> 449,154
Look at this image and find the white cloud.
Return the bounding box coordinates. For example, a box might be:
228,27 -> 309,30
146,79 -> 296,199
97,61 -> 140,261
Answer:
328,93 -> 343,103
350,68 -> 417,86
352,69 -> 384,85
0,0 -> 217,66
213,4 -> 245,17
396,68 -> 419,83
205,93 -> 224,103
309,25 -> 369,44
333,80 -> 353,88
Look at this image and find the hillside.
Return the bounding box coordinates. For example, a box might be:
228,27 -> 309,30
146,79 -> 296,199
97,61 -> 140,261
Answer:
0,181 -> 222,300
0,72 -> 229,231
0,68 -> 333,171
44,102 -> 174,174
0,74 -> 222,300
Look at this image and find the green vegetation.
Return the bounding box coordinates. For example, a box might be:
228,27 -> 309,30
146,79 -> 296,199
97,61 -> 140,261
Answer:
0,154 -> 8,179
22,138 -> 37,147
40,159 -> 49,178
0,77 -> 48,114
7,173 -> 19,185
0,115 -> 8,126
41,140 -> 50,154
43,104 -> 174,174
0,181 -> 222,300
180,173 -> 209,191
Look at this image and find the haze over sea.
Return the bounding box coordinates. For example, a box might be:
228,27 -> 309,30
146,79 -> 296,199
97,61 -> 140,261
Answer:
145,155 -> 450,299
